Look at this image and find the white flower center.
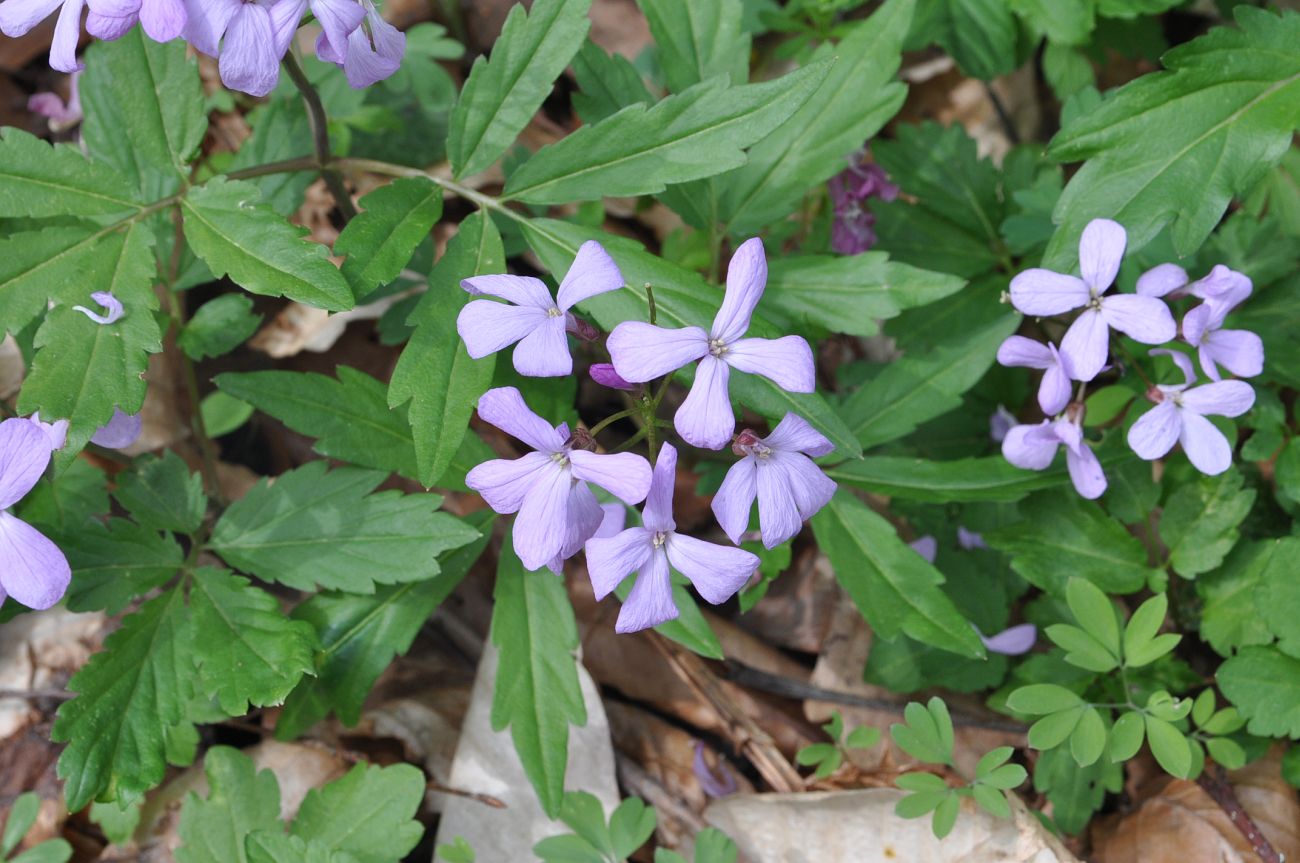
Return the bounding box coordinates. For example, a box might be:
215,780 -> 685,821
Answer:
708,337 -> 728,358
546,307 -> 563,318
652,531 -> 668,548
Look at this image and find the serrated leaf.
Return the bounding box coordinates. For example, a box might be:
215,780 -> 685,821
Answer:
176,747 -> 281,863
289,763 -> 425,863
89,799 -> 141,846
490,540 -> 587,817
447,0 -> 591,178
1045,7 -> 1300,265
226,97 -> 314,216
112,450 -> 206,534
912,0 -> 1017,80
0,127 -> 141,217
19,458 -> 109,537
812,491 -> 985,658
0,225 -> 119,333
181,177 -> 353,312
52,586 -> 195,810
245,833 -> 359,863
388,211 -> 503,486
504,65 -> 824,204
60,518 -> 184,614
215,367 -> 421,482
337,177 -> 443,299
179,294 -> 263,361
1257,537 -> 1300,657
1158,469 -> 1254,577
638,0 -> 747,92
210,462 -> 478,592
1196,540 -> 1278,656
571,40 -> 651,124
1219,646 -> 1300,737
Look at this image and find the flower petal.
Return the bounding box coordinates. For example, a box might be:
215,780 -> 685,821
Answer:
139,0 -> 185,40
1151,348 -> 1197,388
1135,263 -> 1188,297
557,240 -> 623,311
723,336 -> 815,393
89,409 -> 142,449
1001,421 -> 1059,471
616,549 -> 677,633
755,459 -> 802,549
49,0 -> 85,72
585,527 -> 653,600
512,313 -> 571,377
1066,442 -> 1107,499
309,0 -> 364,65
711,457 -> 757,544
606,322 -> 708,383
0,513 -> 70,610
980,623 -> 1037,656
1059,309 -> 1110,382
1127,401 -> 1180,460
1008,270 -> 1089,316
641,442 -> 677,533
996,335 -> 1054,370
1181,302 -> 1215,347
595,502 -> 625,538
181,0 -> 236,54
219,4 -> 280,97
762,412 -> 834,457
1038,363 -> 1071,416
339,0 -> 403,87
1202,330 -> 1263,381
712,237 -> 767,343
568,450 -> 653,505
909,535 -> 937,563
1100,294 -> 1176,344
1178,411 -> 1232,475
460,274 -> 554,309
1190,264 -> 1251,305
589,363 -> 636,391
1181,380 -> 1255,418
0,0 -> 63,36
513,464 -> 572,571
466,451 -> 557,514
664,533 -> 756,605
674,355 -> 734,450
1078,218 -> 1126,293
0,418 -> 51,509
767,450 -> 835,521
72,291 -> 125,325
456,299 -> 547,360
475,386 -> 566,453
559,480 -> 604,561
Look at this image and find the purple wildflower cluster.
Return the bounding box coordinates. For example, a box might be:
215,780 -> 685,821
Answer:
1000,218 -> 1263,497
0,0 -> 402,94
827,148 -> 898,255
459,239 -> 838,632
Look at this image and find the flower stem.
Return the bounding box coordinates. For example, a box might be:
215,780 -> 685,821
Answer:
282,52 -> 357,222
588,408 -> 635,437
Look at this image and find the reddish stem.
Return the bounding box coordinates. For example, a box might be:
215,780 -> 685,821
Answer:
1196,767 -> 1283,863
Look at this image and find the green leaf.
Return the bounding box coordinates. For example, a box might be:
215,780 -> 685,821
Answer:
0,128 -> 141,217
19,459 -> 109,538
201,392 -> 255,438
1045,624 -> 1119,673
931,792 -> 960,838
60,518 -> 183,614
1045,7 -> 1300,265
189,567 -> 318,715
532,834 -> 606,863
10,840 -> 73,863
0,226 -> 116,333
1108,711 -> 1145,762
890,698 -> 955,765
638,0 -> 747,91
811,491 -> 985,658
687,829 -> 737,863
1122,593 -> 1178,667
89,799 -> 141,846
761,254 -> 964,339
520,218 -> 862,457
1033,745 -> 1120,834
337,177 -> 443,299
1206,737 -> 1246,770
1144,715 -> 1192,778
3,793 -> 40,857
1197,540 -> 1279,656
504,65 -> 824,204
180,294 -> 263,361
289,763 -> 425,863
1219,646 -> 1300,737
555,792 -> 611,854
181,178 -> 353,312
52,586 -> 195,811
1029,707 -> 1086,750
1158,469 -> 1254,578
490,540 -> 587,817
1066,577 -> 1120,657
609,797 -> 656,859
226,97 -> 314,216
436,837 -> 477,863
971,783 -> 1011,819
839,313 -> 1019,450
1070,707 -> 1107,766
176,747 -> 281,863
656,584 -> 725,659
571,40 -> 651,123
277,523 -> 491,738
1257,537 -> 1300,657
912,0 -> 1017,80
795,742 -> 837,766
1006,684 -> 1083,715
447,0 -> 591,178
388,211 -> 503,486
80,28 -> 206,198
846,725 -> 882,751
245,833 -> 357,863
985,491 -> 1156,596
826,454 -> 1099,502
210,461 -> 479,592
216,367 -> 421,482
113,450 -> 206,535
1009,0 -> 1093,45
716,0 -> 913,234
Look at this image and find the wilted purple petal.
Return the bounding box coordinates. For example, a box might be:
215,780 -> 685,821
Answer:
1009,270 -> 1089,316
616,549 -> 677,633
466,452 -> 555,514
763,413 -> 833,458
1066,441 -> 1107,499
1181,380 -> 1255,418
607,322 -> 708,383
1078,218 -> 1126,292
1002,422 -> 1059,471
513,464 -> 572,571
989,405 -> 1016,443
557,241 -> 623,311
585,527 -> 653,600
456,300 -> 548,359
712,238 -> 767,343
1179,412 -> 1232,476
476,387 -> 566,453
1127,401 -> 1180,460
724,335 -> 815,393
641,443 -> 677,533
980,623 -> 1037,655
72,292 -> 124,325
0,512 -> 70,610
1100,294 -> 1176,344
957,527 -> 986,550
664,533 -> 756,605
0,419 -> 52,509
909,535 -> 937,563
755,460 -> 801,549
674,355 -> 733,450
512,314 -> 571,377
712,457 -> 757,544
1060,309 -> 1110,382
589,363 -> 636,391
568,450 -> 653,505
693,741 -> 738,798
1136,263 -> 1189,298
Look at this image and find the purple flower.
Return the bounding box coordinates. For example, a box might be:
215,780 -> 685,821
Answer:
693,740 -> 738,798
586,443 -> 757,632
1182,300 -> 1263,382
996,335 -> 1073,416
1127,350 -> 1254,476
1009,219 -> 1175,382
595,502 -> 624,538
828,150 -> 898,255
589,363 -> 636,391
607,238 -> 815,450
315,0 -> 403,88
978,623 -> 1037,655
989,405 -> 1016,443
1002,414 -> 1106,500
183,0 -> 304,96
1137,263 -> 1251,313
28,413 -> 68,451
957,526 -> 986,550
909,535 -> 937,563
90,408 -> 142,449
0,418 -> 71,610
466,387 -> 651,572
457,241 -> 622,378
711,413 -> 836,549
28,69 -> 81,132
86,0 -> 185,43
0,0 -> 86,72
72,292 -> 124,325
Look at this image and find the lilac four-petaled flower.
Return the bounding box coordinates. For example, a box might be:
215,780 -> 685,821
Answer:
466,387 -> 651,572
1127,350 -> 1254,476
608,238 -> 815,450
996,336 -> 1072,416
1009,219 -> 1175,381
1002,414 -> 1106,500
0,418 -> 71,610
458,241 -> 623,379
712,413 -> 836,549
1181,297 -> 1263,382
586,443 -> 758,633
316,0 -> 404,88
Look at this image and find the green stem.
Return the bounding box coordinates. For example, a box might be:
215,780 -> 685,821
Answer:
645,282 -> 657,326
588,408 -> 635,437
282,52 -> 358,222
